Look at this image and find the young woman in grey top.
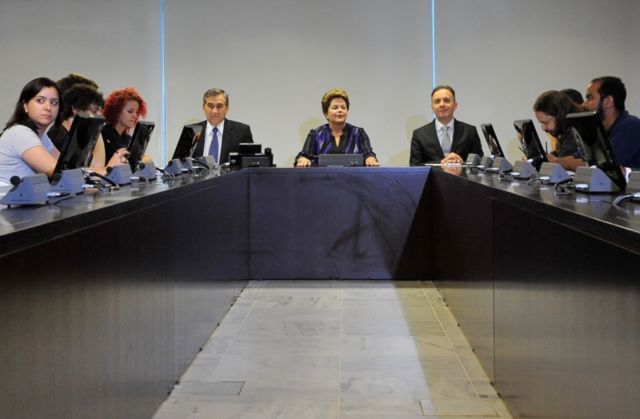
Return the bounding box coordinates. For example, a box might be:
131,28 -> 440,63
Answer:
0,77 -> 62,186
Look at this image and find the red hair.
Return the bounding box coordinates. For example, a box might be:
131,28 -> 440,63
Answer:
102,87 -> 148,126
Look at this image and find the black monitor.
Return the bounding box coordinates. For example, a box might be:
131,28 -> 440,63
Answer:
127,121 -> 155,171
238,143 -> 261,154
565,111 -> 626,190
317,153 -> 363,167
229,144 -> 273,169
171,123 -> 202,160
53,114 -> 105,175
513,119 -> 547,171
480,123 -> 505,158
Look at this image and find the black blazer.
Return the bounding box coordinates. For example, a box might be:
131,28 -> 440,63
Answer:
192,119 -> 253,164
410,119 -> 483,165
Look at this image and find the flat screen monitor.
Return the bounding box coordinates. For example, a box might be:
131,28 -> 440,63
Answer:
480,123 -> 505,158
513,119 -> 547,171
238,143 -> 261,154
317,153 -> 363,167
53,114 -> 104,175
171,123 -> 202,160
127,121 -> 155,171
565,111 -> 626,190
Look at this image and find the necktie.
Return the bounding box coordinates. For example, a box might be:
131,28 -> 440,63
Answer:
208,127 -> 219,163
441,126 -> 451,154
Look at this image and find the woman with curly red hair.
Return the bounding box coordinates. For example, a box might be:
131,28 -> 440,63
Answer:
91,87 -> 147,171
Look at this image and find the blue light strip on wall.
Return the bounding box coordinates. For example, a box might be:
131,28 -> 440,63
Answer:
431,0 -> 436,89
160,0 -> 167,166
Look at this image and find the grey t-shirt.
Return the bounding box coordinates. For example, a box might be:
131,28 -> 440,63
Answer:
0,124 -> 56,186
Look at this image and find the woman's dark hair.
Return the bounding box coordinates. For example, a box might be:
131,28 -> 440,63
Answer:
560,88 -> 584,106
4,77 -> 63,132
533,90 -> 583,136
56,73 -> 99,96
61,84 -> 104,120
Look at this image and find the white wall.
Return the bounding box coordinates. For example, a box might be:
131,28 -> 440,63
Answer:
436,0 -> 640,162
0,0 -> 639,167
164,0 -> 431,167
0,0 -> 163,160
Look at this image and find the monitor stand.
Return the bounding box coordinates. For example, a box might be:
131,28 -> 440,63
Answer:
485,156 -> 513,174
0,174 -> 50,207
538,162 -> 571,185
51,168 -> 85,194
479,155 -> 494,170
164,159 -> 183,176
511,160 -> 537,180
106,165 -> 133,186
195,155 -> 216,169
465,153 -> 481,167
626,171 -> 640,193
132,162 -> 157,181
574,166 -> 620,193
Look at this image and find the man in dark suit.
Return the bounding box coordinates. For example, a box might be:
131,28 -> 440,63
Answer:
192,88 -> 253,164
410,85 -> 483,165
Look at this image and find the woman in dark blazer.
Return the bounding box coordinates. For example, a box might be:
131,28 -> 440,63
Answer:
295,88 -> 379,167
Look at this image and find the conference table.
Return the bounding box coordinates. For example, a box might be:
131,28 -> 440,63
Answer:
0,166 -> 638,418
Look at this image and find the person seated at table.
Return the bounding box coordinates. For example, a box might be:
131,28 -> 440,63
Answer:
295,88 -> 379,167
0,77 -> 63,186
410,85 -> 483,165
56,73 -> 99,96
583,76 -> 640,169
533,90 -> 586,171
560,88 -> 584,107
48,83 -> 104,149
191,88 -> 254,165
48,73 -> 102,149
90,87 -> 147,173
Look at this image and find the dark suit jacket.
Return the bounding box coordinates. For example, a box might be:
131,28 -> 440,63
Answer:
192,119 -> 253,164
410,119 -> 483,165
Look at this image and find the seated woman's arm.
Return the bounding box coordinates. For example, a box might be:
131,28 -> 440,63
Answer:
21,145 -> 58,177
357,129 -> 379,166
90,134 -> 128,175
295,130 -> 317,167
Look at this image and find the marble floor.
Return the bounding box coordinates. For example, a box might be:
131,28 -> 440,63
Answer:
153,280 -> 512,419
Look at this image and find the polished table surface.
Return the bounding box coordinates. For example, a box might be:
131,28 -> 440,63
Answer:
4,166 -> 639,255
0,170 -> 239,256
450,167 -> 640,246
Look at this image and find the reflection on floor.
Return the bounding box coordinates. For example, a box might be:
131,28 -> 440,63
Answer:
153,280 -> 512,419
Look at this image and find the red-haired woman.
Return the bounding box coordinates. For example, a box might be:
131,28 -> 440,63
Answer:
91,87 -> 147,172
